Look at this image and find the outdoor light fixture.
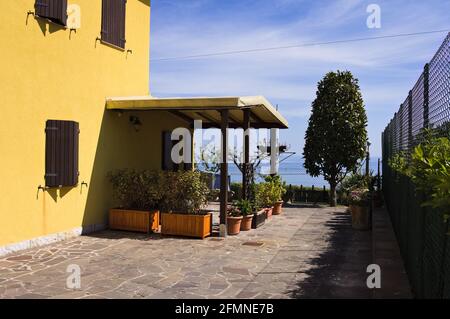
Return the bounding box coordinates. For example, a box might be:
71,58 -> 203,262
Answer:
129,116 -> 142,132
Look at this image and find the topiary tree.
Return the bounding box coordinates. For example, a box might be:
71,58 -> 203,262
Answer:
303,71 -> 368,207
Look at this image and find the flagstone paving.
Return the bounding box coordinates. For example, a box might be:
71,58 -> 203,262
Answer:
0,205 -> 409,299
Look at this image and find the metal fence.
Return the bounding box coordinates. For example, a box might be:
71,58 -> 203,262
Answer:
382,33 -> 450,298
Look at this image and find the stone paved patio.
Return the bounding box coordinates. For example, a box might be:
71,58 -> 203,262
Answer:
0,205 -> 409,299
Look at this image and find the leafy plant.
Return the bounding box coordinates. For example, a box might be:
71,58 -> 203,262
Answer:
339,173 -> 370,194
348,188 -> 370,206
390,135 -> 450,222
255,182 -> 273,208
265,175 -> 287,202
108,169 -> 162,211
255,175 -> 286,208
227,206 -> 242,217
159,171 -> 210,215
233,200 -> 254,216
303,71 -> 368,207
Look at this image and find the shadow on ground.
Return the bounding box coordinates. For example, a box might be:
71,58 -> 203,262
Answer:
288,210 -> 373,299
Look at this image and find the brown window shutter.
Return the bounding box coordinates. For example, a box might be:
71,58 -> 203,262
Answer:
101,0 -> 127,49
45,120 -> 79,188
35,0 -> 68,26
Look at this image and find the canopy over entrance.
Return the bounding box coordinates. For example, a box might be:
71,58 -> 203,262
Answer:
105,95 -> 289,237
106,96 -> 288,129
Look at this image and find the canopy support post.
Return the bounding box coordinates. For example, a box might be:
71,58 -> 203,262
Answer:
242,109 -> 251,200
219,110 -> 229,237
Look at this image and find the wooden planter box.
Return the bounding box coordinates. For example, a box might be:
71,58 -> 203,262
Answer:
109,209 -> 160,233
252,209 -> 267,229
161,213 -> 212,239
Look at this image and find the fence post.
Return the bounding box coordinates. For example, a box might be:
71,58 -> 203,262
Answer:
323,185 -> 326,203
423,63 -> 430,128
419,63 -> 430,297
377,158 -> 381,191
408,90 -> 413,150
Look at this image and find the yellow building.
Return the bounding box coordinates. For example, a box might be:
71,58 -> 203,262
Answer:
0,0 -> 288,254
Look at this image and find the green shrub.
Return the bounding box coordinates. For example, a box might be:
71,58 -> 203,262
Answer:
108,169 -> 209,215
159,171 -> 210,215
348,188 -> 370,206
232,199 -> 254,216
390,134 -> 450,222
255,175 -> 286,207
107,169 -> 162,211
339,173 -> 370,194
265,175 -> 287,202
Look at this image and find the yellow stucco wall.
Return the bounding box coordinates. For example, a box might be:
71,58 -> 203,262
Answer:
0,0 -> 185,247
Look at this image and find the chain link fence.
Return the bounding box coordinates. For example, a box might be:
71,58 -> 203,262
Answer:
382,33 -> 450,298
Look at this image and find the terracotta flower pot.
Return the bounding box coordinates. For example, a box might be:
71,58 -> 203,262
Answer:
227,216 -> 243,235
265,207 -> 273,219
272,201 -> 284,215
350,205 -> 370,230
240,215 -> 253,231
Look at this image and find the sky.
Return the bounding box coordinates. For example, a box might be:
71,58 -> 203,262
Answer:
149,0 -> 450,158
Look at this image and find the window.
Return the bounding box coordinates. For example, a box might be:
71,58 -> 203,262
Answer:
35,0 -> 68,26
45,120 -> 80,188
101,0 -> 127,49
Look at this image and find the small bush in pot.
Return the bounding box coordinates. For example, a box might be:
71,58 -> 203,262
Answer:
159,170 -> 209,215
349,188 -> 371,230
255,182 -> 274,218
107,169 -> 162,233
159,171 -> 212,239
227,206 -> 243,235
233,200 -> 254,231
265,175 -> 286,215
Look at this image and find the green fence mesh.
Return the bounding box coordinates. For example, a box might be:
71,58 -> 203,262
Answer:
382,33 -> 450,299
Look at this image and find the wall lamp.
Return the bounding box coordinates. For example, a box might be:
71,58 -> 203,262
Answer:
129,116 -> 142,132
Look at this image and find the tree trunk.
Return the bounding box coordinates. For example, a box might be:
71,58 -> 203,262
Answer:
329,182 -> 337,207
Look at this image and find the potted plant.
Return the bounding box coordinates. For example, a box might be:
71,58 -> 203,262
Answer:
255,182 -> 274,220
266,175 -> 286,215
159,171 -> 212,239
349,188 -> 371,230
227,206 -> 243,235
108,170 -> 161,233
232,200 -> 254,231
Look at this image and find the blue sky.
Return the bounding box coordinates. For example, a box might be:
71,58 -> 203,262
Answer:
149,0 -> 450,157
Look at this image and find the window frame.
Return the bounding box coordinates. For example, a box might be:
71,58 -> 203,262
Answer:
34,0 -> 68,27
100,0 -> 127,50
45,120 -> 80,188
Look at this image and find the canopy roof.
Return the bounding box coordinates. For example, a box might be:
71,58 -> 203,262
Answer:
106,96 -> 289,129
